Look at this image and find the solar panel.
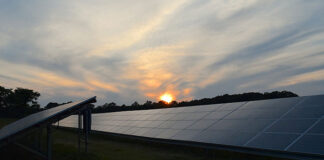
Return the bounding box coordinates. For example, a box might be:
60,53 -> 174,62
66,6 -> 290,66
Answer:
0,97 -> 96,143
308,119 -> 324,134
246,133 -> 299,150
194,130 -> 258,146
266,119 -> 317,133
155,129 -> 180,139
59,95 -> 324,157
287,134 -> 324,155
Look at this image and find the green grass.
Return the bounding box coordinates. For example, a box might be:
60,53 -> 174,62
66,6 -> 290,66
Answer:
0,118 -> 288,160
52,128 -> 206,160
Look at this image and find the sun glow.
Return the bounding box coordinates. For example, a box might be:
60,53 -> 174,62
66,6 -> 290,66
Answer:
160,93 -> 173,103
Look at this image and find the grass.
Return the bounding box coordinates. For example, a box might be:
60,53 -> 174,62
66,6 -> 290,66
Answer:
52,128 -> 206,160
0,118 -> 288,160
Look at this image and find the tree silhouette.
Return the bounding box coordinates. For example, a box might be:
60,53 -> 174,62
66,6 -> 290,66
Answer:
92,91 -> 298,113
131,101 -> 139,107
0,86 -> 41,118
45,101 -> 72,109
0,85 -> 300,116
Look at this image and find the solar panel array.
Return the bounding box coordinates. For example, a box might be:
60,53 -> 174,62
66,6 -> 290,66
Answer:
59,95 -> 324,156
0,97 -> 96,142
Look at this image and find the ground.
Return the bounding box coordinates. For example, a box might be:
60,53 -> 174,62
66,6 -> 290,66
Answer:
0,118 -> 287,160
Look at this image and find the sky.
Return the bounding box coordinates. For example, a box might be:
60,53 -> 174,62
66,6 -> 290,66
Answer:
1,0 -> 324,106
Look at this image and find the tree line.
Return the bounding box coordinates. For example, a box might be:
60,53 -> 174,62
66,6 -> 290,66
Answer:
0,85 -> 298,118
92,91 -> 298,113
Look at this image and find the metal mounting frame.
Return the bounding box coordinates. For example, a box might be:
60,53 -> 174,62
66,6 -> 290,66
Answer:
0,97 -> 96,160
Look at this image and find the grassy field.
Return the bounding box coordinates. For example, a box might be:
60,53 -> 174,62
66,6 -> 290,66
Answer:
0,118 -> 287,160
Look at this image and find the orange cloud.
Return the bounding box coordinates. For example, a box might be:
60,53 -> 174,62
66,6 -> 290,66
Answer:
88,80 -> 120,93
141,79 -> 162,89
183,88 -> 192,95
37,73 -> 85,88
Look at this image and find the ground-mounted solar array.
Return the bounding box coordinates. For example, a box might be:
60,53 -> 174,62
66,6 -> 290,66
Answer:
0,97 -> 96,142
59,95 -> 324,157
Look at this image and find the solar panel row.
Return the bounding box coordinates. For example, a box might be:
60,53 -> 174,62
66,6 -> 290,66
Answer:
0,97 -> 96,142
59,95 -> 324,156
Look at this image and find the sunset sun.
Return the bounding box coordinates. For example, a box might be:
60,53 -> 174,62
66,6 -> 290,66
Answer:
160,93 -> 173,103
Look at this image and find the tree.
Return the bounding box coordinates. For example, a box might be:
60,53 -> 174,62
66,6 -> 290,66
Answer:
108,102 -> 116,107
143,100 -> 153,106
45,101 -> 73,109
0,86 -> 12,98
131,101 -> 139,107
0,86 -> 41,118
45,102 -> 59,109
170,101 -> 178,107
7,88 -> 40,108
0,86 -> 12,108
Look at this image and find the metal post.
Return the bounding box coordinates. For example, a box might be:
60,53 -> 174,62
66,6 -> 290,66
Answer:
47,124 -> 52,160
38,126 -> 42,150
85,131 -> 88,153
84,110 -> 89,153
33,129 -> 37,148
78,113 -> 82,153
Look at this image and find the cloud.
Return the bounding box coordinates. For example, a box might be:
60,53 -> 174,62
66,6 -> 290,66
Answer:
0,0 -> 324,105
89,0 -> 187,56
272,69 -> 324,88
88,80 -> 120,93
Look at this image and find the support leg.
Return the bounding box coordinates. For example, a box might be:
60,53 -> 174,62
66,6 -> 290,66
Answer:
78,113 -> 82,153
47,125 -> 52,160
85,112 -> 88,153
38,126 -> 42,151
